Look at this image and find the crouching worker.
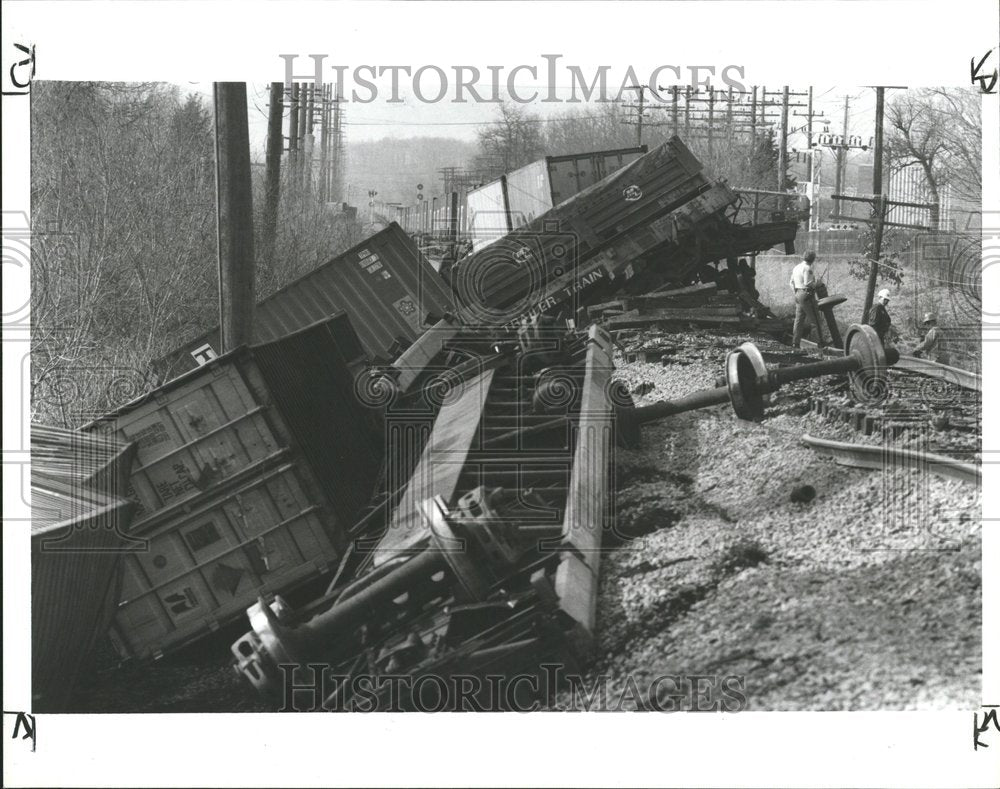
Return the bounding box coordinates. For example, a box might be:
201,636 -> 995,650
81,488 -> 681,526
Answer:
911,312 -> 941,361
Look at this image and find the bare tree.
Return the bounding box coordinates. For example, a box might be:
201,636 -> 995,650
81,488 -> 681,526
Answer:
31,81 -> 363,426
886,88 -> 982,231
476,101 -> 545,171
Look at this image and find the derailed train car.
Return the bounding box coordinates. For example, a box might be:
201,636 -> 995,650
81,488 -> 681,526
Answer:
232,322 -> 620,710
451,136 -> 796,331
157,224 -> 454,380
84,317 -> 384,659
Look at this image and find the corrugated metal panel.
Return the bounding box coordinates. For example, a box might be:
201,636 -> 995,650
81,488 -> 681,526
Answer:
157,224 -> 453,379
31,423 -> 136,509
84,317 -> 383,659
467,177 -> 511,252
31,424 -> 138,711
505,159 -> 552,229
273,223 -> 453,359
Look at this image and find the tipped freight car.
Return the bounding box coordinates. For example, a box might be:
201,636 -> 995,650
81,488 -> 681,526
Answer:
157,224 -> 454,379
83,317 -> 384,660
468,146 -> 648,251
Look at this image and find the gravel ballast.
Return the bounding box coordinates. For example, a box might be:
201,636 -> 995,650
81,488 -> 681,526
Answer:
575,329 -> 981,711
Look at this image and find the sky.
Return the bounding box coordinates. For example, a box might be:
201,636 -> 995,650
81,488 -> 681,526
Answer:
184,80 -> 880,162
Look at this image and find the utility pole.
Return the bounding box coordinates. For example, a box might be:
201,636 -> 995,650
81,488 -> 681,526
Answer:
750,86 -> 757,141
834,95 -> 850,217
806,86 -> 814,230
706,88 -> 715,156
212,82 -> 255,353
726,86 -> 734,145
619,84 -> 649,145
671,85 -> 679,136
304,83 -> 316,196
262,81 -> 283,265
636,85 -> 645,146
684,86 -> 691,139
288,83 -> 299,172
297,84 -> 308,190
318,83 -> 329,203
778,85 -> 789,193
331,82 -> 344,202
862,87 -> 887,322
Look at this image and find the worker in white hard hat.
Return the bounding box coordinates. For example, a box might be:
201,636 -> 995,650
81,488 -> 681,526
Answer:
912,312 -> 940,360
865,288 -> 893,346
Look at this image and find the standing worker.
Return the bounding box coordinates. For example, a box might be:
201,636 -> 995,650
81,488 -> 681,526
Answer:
790,251 -> 825,349
866,288 -> 893,346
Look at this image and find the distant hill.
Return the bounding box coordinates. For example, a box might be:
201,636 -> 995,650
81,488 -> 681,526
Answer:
345,136 -> 478,206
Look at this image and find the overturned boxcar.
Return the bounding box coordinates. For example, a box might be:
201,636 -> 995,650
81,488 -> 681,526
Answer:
84,317 -> 384,659
452,136 -> 797,331
157,224 -> 455,380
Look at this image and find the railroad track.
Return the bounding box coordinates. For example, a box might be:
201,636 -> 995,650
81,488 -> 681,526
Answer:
616,327 -> 981,466
801,434 -> 980,486
799,338 -> 981,392
804,364 -> 980,459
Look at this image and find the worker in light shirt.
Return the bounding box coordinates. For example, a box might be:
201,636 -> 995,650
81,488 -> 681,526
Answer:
912,312 -> 941,361
789,251 -> 825,349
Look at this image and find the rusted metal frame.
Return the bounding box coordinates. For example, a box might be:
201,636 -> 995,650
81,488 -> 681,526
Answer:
369,368 -> 497,564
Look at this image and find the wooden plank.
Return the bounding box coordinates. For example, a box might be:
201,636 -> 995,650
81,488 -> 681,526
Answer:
604,310 -> 744,329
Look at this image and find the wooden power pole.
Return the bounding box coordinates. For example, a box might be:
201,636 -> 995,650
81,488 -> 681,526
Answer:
636,85 -> 645,147
212,82 -> 255,352
778,85 -> 789,192
834,96 -> 850,217
297,84 -> 308,189
262,81 -> 283,265
862,87 -> 887,322
289,83 -> 299,161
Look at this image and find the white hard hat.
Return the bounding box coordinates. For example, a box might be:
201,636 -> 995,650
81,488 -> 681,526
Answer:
877,288 -> 891,301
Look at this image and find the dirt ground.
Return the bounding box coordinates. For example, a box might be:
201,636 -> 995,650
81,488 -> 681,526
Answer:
575,334 -> 981,710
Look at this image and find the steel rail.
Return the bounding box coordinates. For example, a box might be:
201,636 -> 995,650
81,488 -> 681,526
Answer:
801,433 -> 980,486
797,338 -> 980,392
892,354 -> 981,393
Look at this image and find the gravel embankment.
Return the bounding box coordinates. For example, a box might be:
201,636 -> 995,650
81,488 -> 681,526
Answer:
571,329 -> 981,710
